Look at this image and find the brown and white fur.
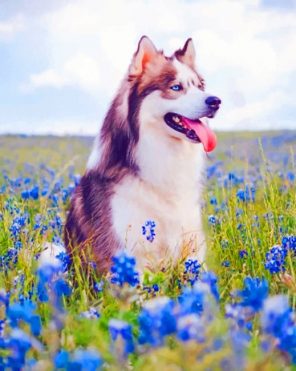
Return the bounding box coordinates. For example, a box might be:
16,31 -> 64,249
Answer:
64,36 -> 221,273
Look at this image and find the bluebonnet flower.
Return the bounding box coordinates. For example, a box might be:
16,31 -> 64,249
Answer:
142,220 -> 156,242
177,314 -> 205,342
138,297 -> 176,346
225,303 -> 249,329
208,215 -> 218,225
68,349 -> 102,371
236,277 -> 268,312
54,349 -> 70,369
109,319 -> 135,356
222,260 -> 230,267
282,235 -> 296,253
287,171 -> 295,182
80,307 -> 100,319
94,281 -> 104,293
265,245 -> 287,274
261,295 -> 292,339
184,259 -> 201,285
236,185 -> 256,202
261,295 -> 296,363
239,250 -> 248,258
178,285 -> 204,316
55,251 -> 71,272
7,300 -> 42,336
210,196 -> 218,205
110,252 -> 139,287
201,272 -> 220,301
5,328 -> 32,369
37,263 -> 71,309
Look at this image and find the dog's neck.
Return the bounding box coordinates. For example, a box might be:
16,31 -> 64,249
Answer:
135,118 -> 205,197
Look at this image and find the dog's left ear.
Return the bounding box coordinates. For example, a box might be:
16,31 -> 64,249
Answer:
129,36 -> 158,76
175,38 -> 196,69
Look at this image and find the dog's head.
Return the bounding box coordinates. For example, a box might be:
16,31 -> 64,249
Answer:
127,36 -> 221,152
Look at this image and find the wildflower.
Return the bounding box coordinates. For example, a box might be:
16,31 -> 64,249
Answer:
7,300 -> 42,336
184,259 -> 201,285
54,350 -> 69,369
208,215 -> 218,225
265,245 -> 287,274
282,235 -> 296,253
177,314 -> 205,342
55,251 -> 71,272
236,185 -> 255,202
6,328 -> 32,369
68,349 -> 103,371
261,295 -> 292,339
80,307 -> 100,319
110,252 -> 139,287
222,260 -> 230,267
142,220 -> 156,242
94,281 -> 104,293
239,250 -> 248,258
178,285 -> 204,316
201,271 -> 220,301
236,277 -> 268,312
210,196 -> 218,205
138,297 -> 176,346
109,319 -> 135,356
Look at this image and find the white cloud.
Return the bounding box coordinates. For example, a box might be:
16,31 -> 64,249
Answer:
22,54 -> 100,93
0,14 -> 26,41
10,0 -> 296,131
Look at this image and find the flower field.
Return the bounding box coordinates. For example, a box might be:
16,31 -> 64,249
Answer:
0,131 -> 295,370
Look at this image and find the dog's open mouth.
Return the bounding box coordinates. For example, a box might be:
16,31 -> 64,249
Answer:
164,112 -> 217,152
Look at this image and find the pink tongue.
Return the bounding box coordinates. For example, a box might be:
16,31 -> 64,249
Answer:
182,117 -> 217,152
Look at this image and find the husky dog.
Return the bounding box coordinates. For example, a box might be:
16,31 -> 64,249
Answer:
64,36 -> 221,273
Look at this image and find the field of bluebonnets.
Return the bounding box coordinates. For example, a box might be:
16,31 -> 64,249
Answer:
0,131 -> 295,370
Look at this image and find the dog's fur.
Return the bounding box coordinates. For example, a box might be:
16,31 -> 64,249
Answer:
64,36 -> 220,273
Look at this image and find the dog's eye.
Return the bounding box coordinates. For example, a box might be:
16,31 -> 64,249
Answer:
170,84 -> 183,91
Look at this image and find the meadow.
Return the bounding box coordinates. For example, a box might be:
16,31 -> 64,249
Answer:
0,131 -> 295,370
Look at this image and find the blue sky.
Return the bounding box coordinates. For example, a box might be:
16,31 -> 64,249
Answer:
0,0 -> 295,135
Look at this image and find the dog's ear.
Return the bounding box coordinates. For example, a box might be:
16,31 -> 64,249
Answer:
175,38 -> 196,69
129,36 -> 158,76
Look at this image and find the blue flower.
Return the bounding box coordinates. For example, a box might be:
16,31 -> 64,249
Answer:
142,220 -> 156,242
239,250 -> 248,258
110,252 -> 139,287
265,245 -> 287,274
138,297 -> 176,346
201,272 -> 220,302
282,235 -> 296,253
178,285 -> 204,316
54,349 -> 69,368
184,259 -> 201,285
80,307 -> 100,319
236,185 -> 256,202
109,319 -> 134,356
7,300 -> 42,336
177,314 -> 205,342
68,349 -> 103,371
236,277 -> 268,312
208,215 -> 218,225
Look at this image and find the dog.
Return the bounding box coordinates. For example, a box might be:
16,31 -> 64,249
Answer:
64,36 -> 221,273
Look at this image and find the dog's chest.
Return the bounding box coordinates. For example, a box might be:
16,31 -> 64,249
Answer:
110,147 -> 205,270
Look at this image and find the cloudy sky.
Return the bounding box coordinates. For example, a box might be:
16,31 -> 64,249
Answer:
0,0 -> 295,135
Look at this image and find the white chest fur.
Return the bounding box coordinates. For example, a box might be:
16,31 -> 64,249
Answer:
111,127 -> 207,272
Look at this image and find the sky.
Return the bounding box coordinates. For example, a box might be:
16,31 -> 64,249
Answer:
0,0 -> 295,135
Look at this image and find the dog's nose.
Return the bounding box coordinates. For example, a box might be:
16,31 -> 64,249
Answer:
205,96 -> 221,109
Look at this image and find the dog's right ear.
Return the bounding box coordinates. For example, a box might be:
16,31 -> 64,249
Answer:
129,36 -> 158,76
